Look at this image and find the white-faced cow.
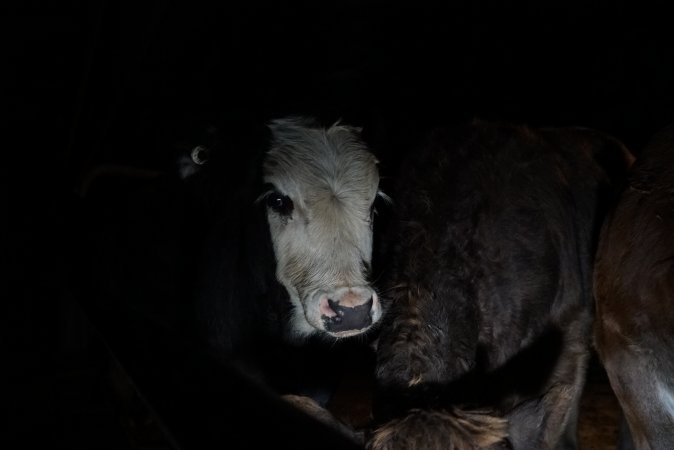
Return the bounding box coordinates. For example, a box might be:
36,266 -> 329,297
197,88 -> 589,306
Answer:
185,116 -> 383,414
593,123 -> 674,450
369,119 -> 633,450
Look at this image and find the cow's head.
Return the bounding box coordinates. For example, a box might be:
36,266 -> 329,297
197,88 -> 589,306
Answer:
262,117 -> 383,339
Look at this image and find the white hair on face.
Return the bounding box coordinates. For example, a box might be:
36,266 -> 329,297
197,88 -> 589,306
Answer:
263,117 -> 381,338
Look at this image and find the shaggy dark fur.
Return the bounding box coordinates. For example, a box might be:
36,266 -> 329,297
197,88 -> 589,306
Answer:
370,408 -> 509,450
371,120 -> 632,450
593,123 -> 674,450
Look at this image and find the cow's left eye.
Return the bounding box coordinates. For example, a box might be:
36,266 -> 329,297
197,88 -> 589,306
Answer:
266,192 -> 294,216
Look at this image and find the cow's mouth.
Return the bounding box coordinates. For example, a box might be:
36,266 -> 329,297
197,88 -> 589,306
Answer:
326,327 -> 372,338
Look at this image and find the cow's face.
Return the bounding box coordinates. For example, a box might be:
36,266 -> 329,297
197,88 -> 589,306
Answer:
263,118 -> 383,339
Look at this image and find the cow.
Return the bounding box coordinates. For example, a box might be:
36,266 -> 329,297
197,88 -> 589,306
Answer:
180,116 -> 385,438
593,123 -> 674,450
75,116 -> 388,448
368,119 -> 633,450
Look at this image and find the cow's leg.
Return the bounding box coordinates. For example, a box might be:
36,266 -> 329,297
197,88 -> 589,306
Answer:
506,336 -> 590,450
598,340 -> 674,450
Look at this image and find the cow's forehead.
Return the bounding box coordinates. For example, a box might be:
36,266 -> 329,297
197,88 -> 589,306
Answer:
263,122 -> 379,205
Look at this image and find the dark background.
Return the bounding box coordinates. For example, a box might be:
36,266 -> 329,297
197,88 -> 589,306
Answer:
6,1 -> 674,449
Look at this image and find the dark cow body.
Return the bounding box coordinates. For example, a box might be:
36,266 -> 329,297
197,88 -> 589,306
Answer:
371,120 -> 632,450
593,123 -> 674,450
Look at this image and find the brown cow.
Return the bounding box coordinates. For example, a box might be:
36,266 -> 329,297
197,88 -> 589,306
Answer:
594,123 -> 674,450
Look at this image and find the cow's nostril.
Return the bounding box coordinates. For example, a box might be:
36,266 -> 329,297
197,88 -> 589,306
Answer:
327,299 -> 344,316
323,297 -> 373,332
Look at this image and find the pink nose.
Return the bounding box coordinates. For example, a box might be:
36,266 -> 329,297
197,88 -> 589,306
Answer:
337,290 -> 369,308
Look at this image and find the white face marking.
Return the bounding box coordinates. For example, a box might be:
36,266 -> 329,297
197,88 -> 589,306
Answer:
263,117 -> 383,338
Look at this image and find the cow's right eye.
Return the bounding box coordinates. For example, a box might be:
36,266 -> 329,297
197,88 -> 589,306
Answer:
266,192 -> 294,216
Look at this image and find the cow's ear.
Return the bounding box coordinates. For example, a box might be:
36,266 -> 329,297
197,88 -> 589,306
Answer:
336,119 -> 363,136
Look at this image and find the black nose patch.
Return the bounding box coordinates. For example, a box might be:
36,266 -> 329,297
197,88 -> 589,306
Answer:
323,298 -> 373,332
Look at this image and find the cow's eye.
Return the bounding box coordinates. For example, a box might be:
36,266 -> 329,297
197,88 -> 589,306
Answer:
266,192 -> 294,216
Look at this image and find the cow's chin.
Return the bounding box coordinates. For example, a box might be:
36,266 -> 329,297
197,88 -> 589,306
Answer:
325,328 -> 371,339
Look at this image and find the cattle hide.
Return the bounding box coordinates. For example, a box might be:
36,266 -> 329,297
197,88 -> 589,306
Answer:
593,123 -> 674,450
370,119 -> 633,450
